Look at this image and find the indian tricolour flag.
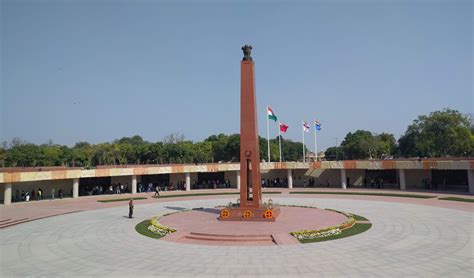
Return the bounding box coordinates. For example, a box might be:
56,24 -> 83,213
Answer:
267,107 -> 277,122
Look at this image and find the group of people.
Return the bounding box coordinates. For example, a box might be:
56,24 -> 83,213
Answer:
262,178 -> 288,188
13,188 -> 64,202
363,177 -> 385,188
192,179 -> 232,190
140,179 -> 233,192
261,177 -> 318,188
80,183 -> 129,196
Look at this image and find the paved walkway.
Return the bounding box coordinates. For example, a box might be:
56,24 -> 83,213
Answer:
1,188 -> 472,226
0,195 -> 473,277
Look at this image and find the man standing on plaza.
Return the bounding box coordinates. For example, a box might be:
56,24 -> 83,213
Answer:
128,199 -> 134,218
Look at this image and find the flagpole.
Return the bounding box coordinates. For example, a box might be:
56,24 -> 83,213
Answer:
278,122 -> 282,163
302,121 -> 305,163
314,123 -> 318,162
266,106 -> 270,162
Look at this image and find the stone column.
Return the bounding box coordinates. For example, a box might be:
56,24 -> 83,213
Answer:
468,170 -> 474,194
4,183 -> 12,205
287,169 -> 293,189
185,172 -> 191,191
236,170 -> 241,190
131,175 -> 137,194
72,178 -> 79,198
341,169 -> 347,189
399,169 -> 406,191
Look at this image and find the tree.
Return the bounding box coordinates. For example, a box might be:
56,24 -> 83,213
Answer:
324,146 -> 342,161
398,109 -> 474,157
205,133 -> 229,162
225,134 -> 240,162
6,143 -> 42,166
0,145 -> 6,167
281,137 -> 305,161
259,136 -> 280,162
72,142 -> 95,167
163,133 -> 185,144
149,142 -> 165,164
40,144 -> 64,166
340,130 -> 397,160
377,133 -> 397,158
341,130 -> 374,159
193,141 -> 213,163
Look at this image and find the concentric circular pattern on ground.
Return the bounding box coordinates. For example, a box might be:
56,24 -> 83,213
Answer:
1,197 -> 473,277
157,206 -> 348,245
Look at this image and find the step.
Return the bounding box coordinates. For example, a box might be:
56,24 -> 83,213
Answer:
178,237 -> 275,246
0,210 -> 82,229
189,232 -> 273,238
0,218 -> 30,229
272,233 -> 300,245
184,233 -> 275,243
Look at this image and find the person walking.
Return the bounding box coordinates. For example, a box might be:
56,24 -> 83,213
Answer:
128,199 -> 134,218
154,186 -> 160,198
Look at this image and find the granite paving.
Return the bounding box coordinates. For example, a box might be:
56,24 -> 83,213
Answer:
0,197 -> 473,277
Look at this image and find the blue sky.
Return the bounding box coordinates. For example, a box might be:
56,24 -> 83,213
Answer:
1,0 -> 472,151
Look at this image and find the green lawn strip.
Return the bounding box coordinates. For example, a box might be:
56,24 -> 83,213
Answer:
135,220 -> 164,239
98,197 -> 147,203
153,191 -> 281,199
290,191 -> 436,199
299,223 -> 372,244
438,197 -> 474,203
352,214 -> 369,221
324,209 -> 368,221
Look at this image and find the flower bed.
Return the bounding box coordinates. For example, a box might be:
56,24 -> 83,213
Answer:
290,211 -> 356,241
147,216 -> 177,236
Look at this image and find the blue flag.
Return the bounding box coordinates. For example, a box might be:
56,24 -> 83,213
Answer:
314,121 -> 321,131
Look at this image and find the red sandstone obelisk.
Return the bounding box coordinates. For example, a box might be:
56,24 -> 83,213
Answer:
219,45 -> 279,221
239,45 -> 262,208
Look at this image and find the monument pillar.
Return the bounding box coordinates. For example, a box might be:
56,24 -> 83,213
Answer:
72,178 -> 79,198
399,169 -> 406,191
3,183 -> 12,205
185,173 -> 191,191
131,175 -> 137,194
468,170 -> 474,194
236,170 -> 241,190
219,45 -> 280,221
239,45 -> 262,209
287,169 -> 293,189
341,169 -> 347,189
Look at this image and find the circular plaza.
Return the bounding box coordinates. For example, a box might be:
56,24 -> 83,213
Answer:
0,192 -> 473,277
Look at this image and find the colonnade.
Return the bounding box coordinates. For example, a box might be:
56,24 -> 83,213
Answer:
2,169 -> 474,205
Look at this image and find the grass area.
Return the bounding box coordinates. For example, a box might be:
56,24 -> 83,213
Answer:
352,214 -> 369,221
299,223 -> 372,244
290,191 -> 436,199
98,197 -> 147,203
153,191 -> 281,199
135,220 -> 164,239
438,197 -> 474,203
325,209 -> 368,221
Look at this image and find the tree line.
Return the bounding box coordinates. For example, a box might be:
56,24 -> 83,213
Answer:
324,109 -> 473,160
0,109 -> 472,167
0,133 -> 305,167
